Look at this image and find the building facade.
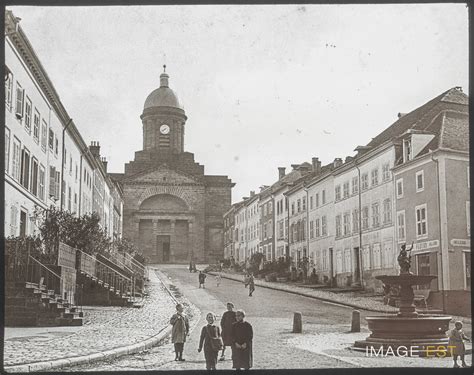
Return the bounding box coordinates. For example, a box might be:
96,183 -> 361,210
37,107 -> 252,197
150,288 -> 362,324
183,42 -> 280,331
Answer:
4,10 -> 123,241
115,68 -> 234,264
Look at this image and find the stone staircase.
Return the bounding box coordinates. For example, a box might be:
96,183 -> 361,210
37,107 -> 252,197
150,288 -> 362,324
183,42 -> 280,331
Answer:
5,281 -> 83,327
78,271 -> 135,307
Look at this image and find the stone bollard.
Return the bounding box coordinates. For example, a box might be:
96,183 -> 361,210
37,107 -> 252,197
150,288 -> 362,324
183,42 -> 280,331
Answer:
293,312 -> 302,333
351,310 -> 360,332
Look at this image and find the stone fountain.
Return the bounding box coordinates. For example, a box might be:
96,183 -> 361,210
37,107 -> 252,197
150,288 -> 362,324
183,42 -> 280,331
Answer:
353,244 -> 452,356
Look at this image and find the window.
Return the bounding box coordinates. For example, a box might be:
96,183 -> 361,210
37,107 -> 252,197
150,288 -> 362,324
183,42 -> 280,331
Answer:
322,249 -> 328,271
24,97 -> 32,133
279,220 -> 284,239
352,176 -> 358,195
68,187 -> 72,211
49,129 -> 54,151
382,242 -> 393,268
321,216 -> 327,236
302,197 -> 306,211
30,158 -> 39,196
415,204 -> 428,238
301,219 -> 305,241
55,138 -> 59,156
343,212 -> 351,236
315,218 -> 320,237
10,205 -> 18,236
396,178 -> 404,198
49,166 -> 56,198
372,243 -> 381,269
291,203 -> 295,215
309,196 -> 313,210
297,199 -> 301,213
69,156 -> 73,175
75,164 -> 78,182
32,109 -> 40,143
416,254 -> 431,289
361,173 -> 369,190
5,70 -> 13,111
416,170 -> 424,192
41,120 -> 47,152
352,209 -> 359,232
403,139 -> 412,162
322,190 -> 326,205
383,198 -> 392,224
362,206 -> 369,230
15,81 -> 25,119
315,193 -> 320,207
20,147 -> 31,189
335,214 -> 342,237
382,163 -> 390,182
268,202 -> 272,214
466,201 -> 470,237
12,137 -> 21,181
335,185 -> 341,201
343,181 -> 349,198
309,220 -> 314,239
5,127 -> 10,173
38,164 -> 46,201
336,250 -> 343,273
371,168 -> 379,186
284,218 -> 288,237
372,202 -> 380,227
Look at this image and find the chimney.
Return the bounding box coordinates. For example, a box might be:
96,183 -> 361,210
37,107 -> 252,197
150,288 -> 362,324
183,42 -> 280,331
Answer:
312,157 -> 321,174
397,112 -> 407,119
278,167 -> 286,180
250,190 -> 255,197
345,156 -> 353,163
89,141 -> 101,158
101,157 -> 108,173
333,157 -> 343,168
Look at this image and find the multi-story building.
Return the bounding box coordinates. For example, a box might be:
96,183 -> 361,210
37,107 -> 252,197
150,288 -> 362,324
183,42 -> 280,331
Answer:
392,88 -> 469,314
4,10 -> 123,241
259,187 -> 274,261
234,199 -> 248,264
246,192 -> 260,259
223,204 -> 237,260
306,160 -> 335,284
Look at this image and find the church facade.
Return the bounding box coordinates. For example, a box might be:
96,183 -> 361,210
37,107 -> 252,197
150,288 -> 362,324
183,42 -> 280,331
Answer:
112,68 -> 234,264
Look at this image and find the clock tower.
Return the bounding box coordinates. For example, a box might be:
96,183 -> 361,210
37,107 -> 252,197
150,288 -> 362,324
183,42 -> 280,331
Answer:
140,65 -> 187,154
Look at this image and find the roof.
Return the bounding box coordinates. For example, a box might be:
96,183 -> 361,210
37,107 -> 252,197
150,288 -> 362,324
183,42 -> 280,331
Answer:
144,72 -> 183,110
366,87 -> 468,150
271,162 -> 312,194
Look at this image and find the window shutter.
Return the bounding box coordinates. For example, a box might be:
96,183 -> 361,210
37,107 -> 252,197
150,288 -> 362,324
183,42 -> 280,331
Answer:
49,166 -> 56,197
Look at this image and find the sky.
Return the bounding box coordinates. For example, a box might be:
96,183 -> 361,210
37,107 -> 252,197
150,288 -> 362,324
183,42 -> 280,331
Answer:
9,4 -> 469,203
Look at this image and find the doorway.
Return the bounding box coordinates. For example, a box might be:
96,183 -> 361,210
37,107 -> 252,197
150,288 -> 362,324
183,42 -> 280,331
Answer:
156,235 -> 171,263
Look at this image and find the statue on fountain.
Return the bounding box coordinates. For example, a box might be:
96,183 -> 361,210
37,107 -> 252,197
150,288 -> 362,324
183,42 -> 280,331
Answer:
397,242 -> 414,274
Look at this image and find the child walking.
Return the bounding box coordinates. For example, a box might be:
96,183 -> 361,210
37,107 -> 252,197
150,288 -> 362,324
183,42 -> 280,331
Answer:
169,303 -> 189,361
215,273 -> 222,287
449,321 -> 470,368
198,312 -> 223,370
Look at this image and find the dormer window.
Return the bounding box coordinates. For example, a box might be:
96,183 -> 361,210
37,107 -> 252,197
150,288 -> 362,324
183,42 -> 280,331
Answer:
403,138 -> 412,162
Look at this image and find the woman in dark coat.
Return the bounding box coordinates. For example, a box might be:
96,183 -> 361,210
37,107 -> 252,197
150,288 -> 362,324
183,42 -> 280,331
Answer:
231,309 -> 253,370
198,312 -> 222,370
220,302 -> 237,361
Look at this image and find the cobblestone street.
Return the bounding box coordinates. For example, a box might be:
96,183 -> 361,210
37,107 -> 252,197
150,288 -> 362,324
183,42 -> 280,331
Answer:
58,265 -> 471,371
3,269 -> 177,369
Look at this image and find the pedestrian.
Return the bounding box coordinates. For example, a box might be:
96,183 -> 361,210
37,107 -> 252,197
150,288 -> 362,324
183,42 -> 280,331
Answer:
248,273 -> 255,297
189,260 -> 193,273
244,273 -> 249,288
231,309 -> 253,370
220,302 -> 237,361
448,321 -> 470,368
169,303 -> 189,361
216,273 -> 222,287
199,271 -> 207,288
198,312 -> 223,370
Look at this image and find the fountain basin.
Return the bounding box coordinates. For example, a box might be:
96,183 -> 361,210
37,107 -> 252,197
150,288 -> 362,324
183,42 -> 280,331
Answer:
365,315 -> 451,339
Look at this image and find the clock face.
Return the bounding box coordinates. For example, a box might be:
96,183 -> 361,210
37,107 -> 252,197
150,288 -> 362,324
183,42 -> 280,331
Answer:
160,124 -> 170,135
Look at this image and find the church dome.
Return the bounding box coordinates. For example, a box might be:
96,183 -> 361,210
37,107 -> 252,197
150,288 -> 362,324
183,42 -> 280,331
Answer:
143,67 -> 183,110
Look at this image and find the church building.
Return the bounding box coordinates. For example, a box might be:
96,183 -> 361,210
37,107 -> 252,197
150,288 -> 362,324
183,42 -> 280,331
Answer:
111,67 -> 234,264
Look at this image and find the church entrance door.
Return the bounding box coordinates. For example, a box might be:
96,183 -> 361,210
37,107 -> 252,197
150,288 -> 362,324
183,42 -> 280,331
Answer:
157,235 -> 171,263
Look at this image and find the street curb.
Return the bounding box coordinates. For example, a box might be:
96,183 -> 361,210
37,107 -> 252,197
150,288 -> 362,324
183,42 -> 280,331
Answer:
208,271 -> 398,314
3,269 -> 174,373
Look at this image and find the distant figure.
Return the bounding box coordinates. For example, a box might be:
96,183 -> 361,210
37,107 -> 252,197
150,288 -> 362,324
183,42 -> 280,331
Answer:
198,312 -> 222,370
199,271 -> 207,288
397,242 -> 414,274
216,273 -> 222,287
244,273 -> 250,288
220,302 -> 237,361
189,261 -> 194,273
248,273 -> 255,297
231,309 -> 253,370
449,321 -> 470,368
170,303 -> 189,361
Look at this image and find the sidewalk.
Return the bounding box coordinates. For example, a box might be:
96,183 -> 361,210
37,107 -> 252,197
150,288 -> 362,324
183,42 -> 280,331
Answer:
3,269 -> 177,372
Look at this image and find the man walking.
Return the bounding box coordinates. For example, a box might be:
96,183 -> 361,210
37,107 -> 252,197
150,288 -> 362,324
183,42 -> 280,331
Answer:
248,273 -> 255,297
199,271 -> 207,288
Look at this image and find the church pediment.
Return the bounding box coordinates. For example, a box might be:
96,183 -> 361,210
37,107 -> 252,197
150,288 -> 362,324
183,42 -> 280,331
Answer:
124,165 -> 202,185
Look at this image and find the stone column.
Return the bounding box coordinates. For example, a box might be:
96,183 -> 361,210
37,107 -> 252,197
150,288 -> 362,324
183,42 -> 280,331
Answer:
188,220 -> 194,261
170,219 -> 176,261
